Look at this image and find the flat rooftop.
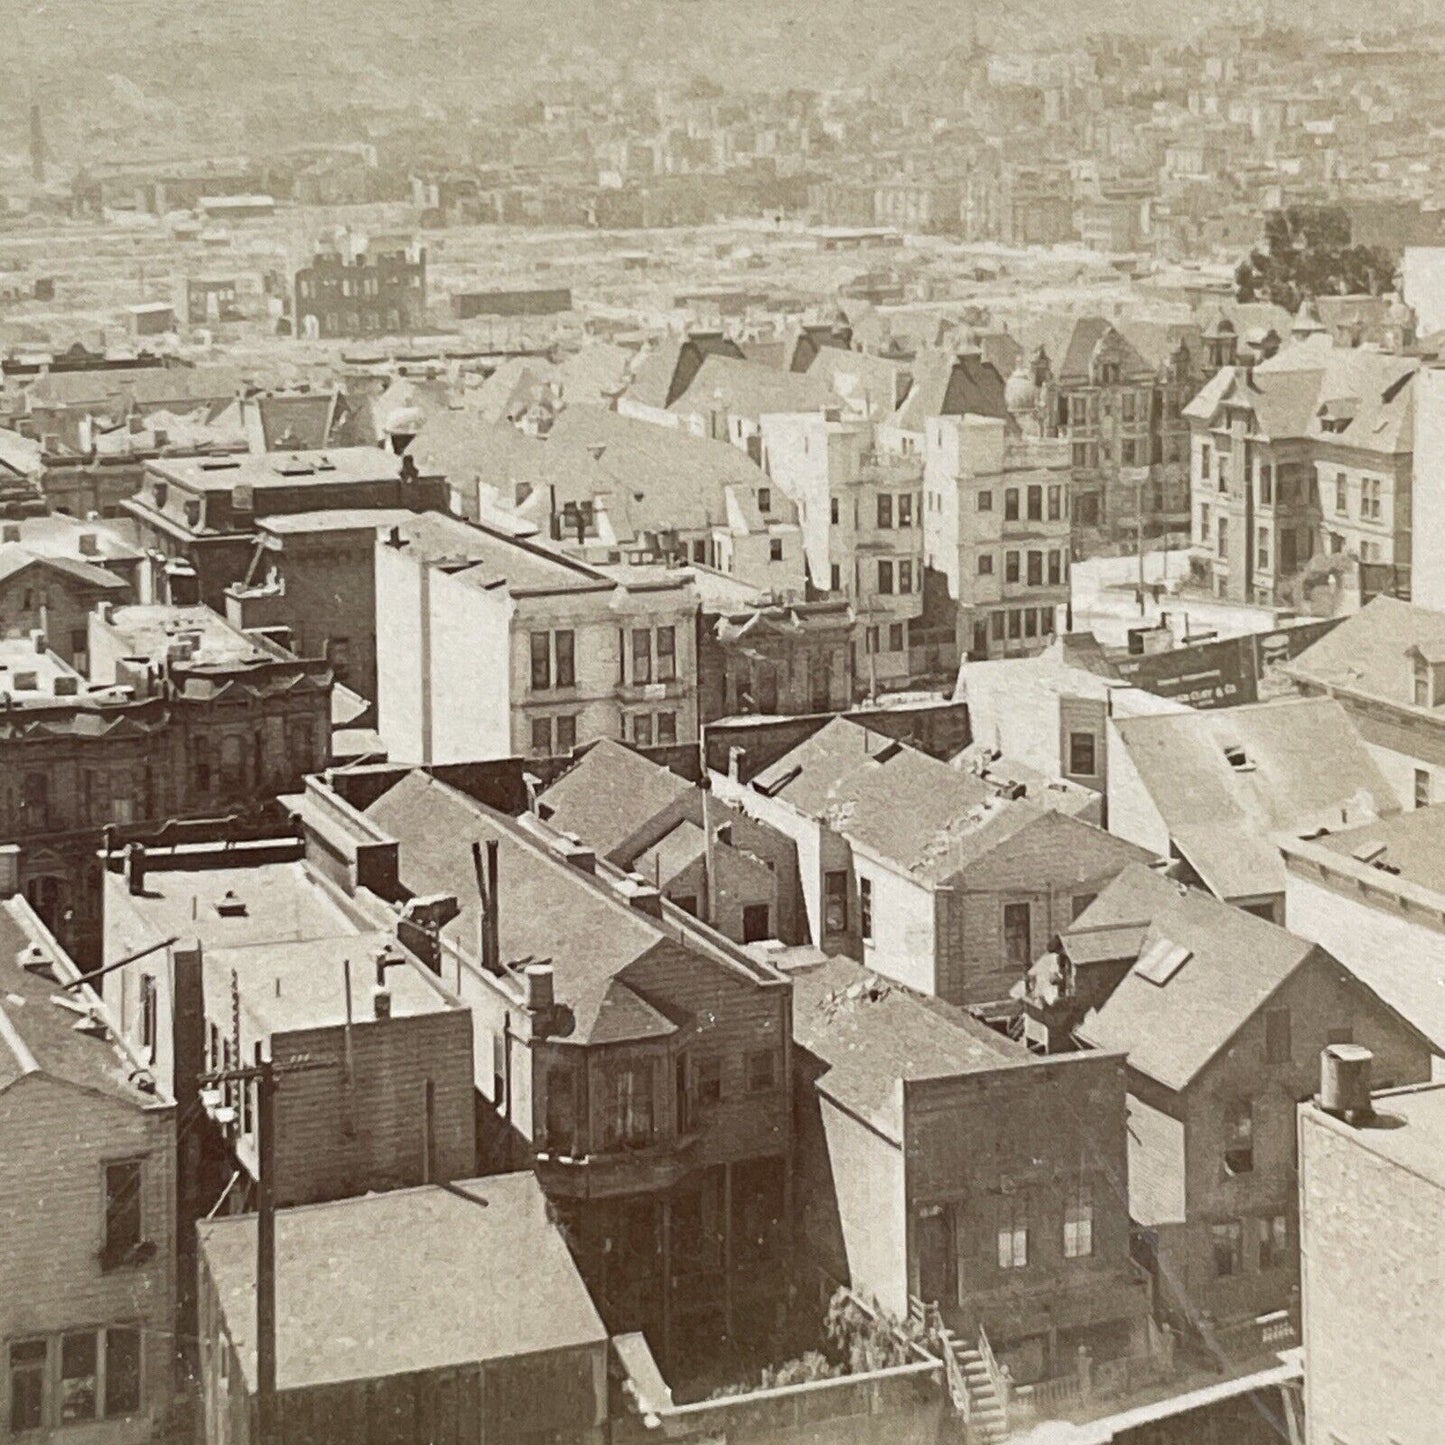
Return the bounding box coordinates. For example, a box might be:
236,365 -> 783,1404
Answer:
257,508 -> 415,537
149,446 -> 440,492
99,604 -> 278,667
198,1172 -> 607,1393
106,856 -> 359,954
204,930 -> 457,1035
0,639 -> 84,699
0,513 -> 143,563
1304,1083 -> 1445,1193
386,512 -> 614,596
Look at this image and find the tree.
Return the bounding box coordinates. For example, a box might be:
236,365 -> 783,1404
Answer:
1234,206 -> 1396,311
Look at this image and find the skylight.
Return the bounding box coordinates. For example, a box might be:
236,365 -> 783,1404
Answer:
1137,937 -> 1192,986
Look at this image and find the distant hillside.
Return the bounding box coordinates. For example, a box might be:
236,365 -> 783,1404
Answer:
5,0 -> 1425,167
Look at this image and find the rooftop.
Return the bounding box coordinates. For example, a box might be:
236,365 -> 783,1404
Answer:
105,856 -> 359,955
0,638 -> 85,699
0,546 -> 130,595
1309,803 -> 1445,897
1111,697 -> 1396,899
148,446 -> 439,492
197,1172 -> 607,1394
382,512 -> 613,596
364,772 -> 690,1045
1286,595 -> 1445,711
1303,1082 -> 1445,1193
256,508 -> 415,538
537,738 -> 694,860
204,930 -> 458,1037
0,513 -> 143,564
789,954 -> 1036,1141
1076,867 -> 1319,1091
0,896 -> 170,1109
97,604 -> 279,668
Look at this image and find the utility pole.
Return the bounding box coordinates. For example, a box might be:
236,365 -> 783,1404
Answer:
199,1054 -> 336,1445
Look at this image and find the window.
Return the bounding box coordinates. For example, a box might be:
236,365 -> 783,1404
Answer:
758,486 -> 772,512
1047,550 -> 1062,586
977,489 -> 993,512
9,1340 -> 45,1432
546,1065 -> 580,1153
632,714 -> 653,747
1003,901 -> 1032,968
139,974 -> 157,1057
1005,551 -> 1019,584
632,628 -> 652,684
556,715 -> 577,753
1068,731 -> 1097,777
898,560 -> 913,594
1256,526 -> 1270,571
824,870 -> 848,933
554,630 -> 575,688
1212,1220 -> 1243,1277
656,626 -> 676,682
747,1049 -> 777,1092
1026,486 -> 1042,522
860,876 -> 873,941
977,552 -> 994,576
991,611 -> 1005,641
103,1160 -> 143,1268
531,717 -> 552,756
1200,503 -> 1210,541
1336,472 -> 1347,515
1363,478 -> 1381,520
889,623 -> 904,653
830,497 -> 840,524
877,494 -> 893,529
997,1199 -> 1028,1269
656,712 -> 677,746
530,632 -> 551,690
1415,768 -> 1430,809
769,538 -> 783,562
1047,485 -> 1062,521
1414,656 -> 1431,707
604,1062 -> 654,1148
1258,1214 -> 1288,1270
1004,488 -> 1020,521
830,564 -> 841,591
1072,442 -> 1089,469
1259,464 -> 1273,506
1199,442 -> 1212,482
1041,608 -> 1054,636
1008,610 -> 1022,639
1265,1008 -> 1291,1064
60,1332 -> 97,1423
1064,1182 -> 1093,1258
695,1054 -> 722,1106
1224,1101 -> 1254,1175
898,493 -> 914,527
865,626 -> 879,654
1027,551 -> 1043,587
877,560 -> 894,594
1024,609 -> 1038,638
1217,516 -> 1228,558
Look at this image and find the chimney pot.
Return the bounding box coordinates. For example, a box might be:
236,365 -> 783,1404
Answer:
125,841 -> 147,896
373,986 -> 392,1020
1319,1043 -> 1374,1124
524,962 -> 555,1013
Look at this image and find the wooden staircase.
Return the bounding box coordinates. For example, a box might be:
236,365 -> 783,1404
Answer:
954,1339 -> 1009,1444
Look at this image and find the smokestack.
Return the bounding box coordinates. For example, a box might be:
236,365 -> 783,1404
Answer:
471,839 -> 501,972
1319,1044 -> 1374,1125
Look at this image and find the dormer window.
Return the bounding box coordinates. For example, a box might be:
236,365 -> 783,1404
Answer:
1411,649 -> 1445,707
1223,743 -> 1253,772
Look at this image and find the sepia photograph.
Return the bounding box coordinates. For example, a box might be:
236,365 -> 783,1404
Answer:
0,2 -> 1439,1442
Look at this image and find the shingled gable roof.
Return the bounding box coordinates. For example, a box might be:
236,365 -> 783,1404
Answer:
749,716 -> 1076,885
1110,697 -> 1396,900
668,354 -> 839,419
1076,870 -> 1319,1091
1285,595 -> 1445,710
363,771 -> 698,1045
537,737 -> 694,860
0,547 -> 128,593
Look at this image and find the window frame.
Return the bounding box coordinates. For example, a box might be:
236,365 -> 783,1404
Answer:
101,1158 -> 144,1270
655,626 -> 676,683
1063,1181 -> 1094,1259
859,876 -> 873,942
